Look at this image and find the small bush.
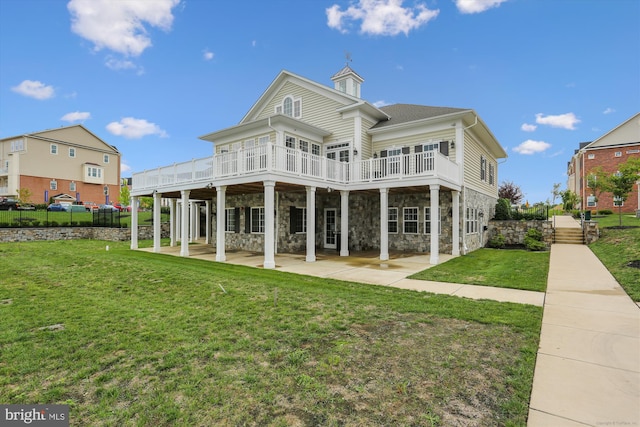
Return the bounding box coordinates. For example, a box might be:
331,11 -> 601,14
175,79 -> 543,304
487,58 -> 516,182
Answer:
488,234 -> 506,249
524,228 -> 546,251
494,198 -> 512,220
0,222 -> 9,228
598,209 -> 613,215
31,221 -> 41,227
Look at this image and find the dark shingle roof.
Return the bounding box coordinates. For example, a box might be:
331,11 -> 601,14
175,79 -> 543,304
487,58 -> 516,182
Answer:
372,104 -> 469,129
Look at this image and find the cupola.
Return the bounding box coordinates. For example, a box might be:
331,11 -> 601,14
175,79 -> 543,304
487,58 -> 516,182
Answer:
331,65 -> 364,98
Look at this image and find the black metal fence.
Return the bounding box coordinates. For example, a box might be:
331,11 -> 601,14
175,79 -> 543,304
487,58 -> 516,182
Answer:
0,209 -> 161,228
510,205 -> 549,220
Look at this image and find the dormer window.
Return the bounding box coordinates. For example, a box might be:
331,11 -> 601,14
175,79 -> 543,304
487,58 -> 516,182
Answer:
275,96 -> 302,118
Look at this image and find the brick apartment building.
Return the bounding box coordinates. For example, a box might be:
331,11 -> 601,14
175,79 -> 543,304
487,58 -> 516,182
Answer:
0,125 -> 121,205
567,112 -> 640,213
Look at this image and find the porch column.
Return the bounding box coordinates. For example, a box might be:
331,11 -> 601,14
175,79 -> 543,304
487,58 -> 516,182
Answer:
176,201 -> 181,241
430,185 -> 440,265
306,186 -> 316,262
380,188 -> 389,261
205,200 -> 212,245
190,202 -> 198,242
340,190 -> 349,256
153,191 -> 162,253
263,180 -> 276,269
216,186 -> 226,262
180,190 -> 190,257
452,190 -> 460,256
169,198 -> 177,247
130,196 -> 139,250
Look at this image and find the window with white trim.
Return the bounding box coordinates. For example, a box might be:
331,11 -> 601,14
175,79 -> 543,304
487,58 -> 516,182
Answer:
275,96 -> 302,118
69,147 -> 76,158
388,207 -> 398,233
586,195 -> 596,207
587,153 -> 595,159
70,182 -> 76,192
424,207 -> 442,234
466,208 -> 479,234
50,144 -> 58,155
251,207 -> 265,233
489,163 -> 495,185
480,156 -> 487,181
87,167 -> 102,178
225,208 -> 237,232
50,180 -> 57,190
614,151 -> 622,157
104,154 -> 110,163
388,148 -> 402,174
403,207 -> 418,234
290,206 -> 307,233
613,196 -> 623,207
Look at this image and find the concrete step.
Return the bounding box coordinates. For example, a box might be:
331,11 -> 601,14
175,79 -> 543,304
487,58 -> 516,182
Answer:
554,228 -> 584,244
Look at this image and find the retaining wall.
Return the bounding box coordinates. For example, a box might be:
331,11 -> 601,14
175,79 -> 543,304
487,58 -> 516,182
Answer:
0,224 -> 169,243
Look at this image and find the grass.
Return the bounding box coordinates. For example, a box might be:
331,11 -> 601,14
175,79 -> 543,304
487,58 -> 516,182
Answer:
589,213 -> 640,301
0,240 -> 542,426
409,249 -> 550,292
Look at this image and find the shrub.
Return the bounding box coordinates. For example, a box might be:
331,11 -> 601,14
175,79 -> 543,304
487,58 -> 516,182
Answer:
494,198 -> 512,220
598,209 -> 613,215
524,228 -> 546,251
31,221 -> 41,227
0,222 -> 9,228
487,234 -> 506,249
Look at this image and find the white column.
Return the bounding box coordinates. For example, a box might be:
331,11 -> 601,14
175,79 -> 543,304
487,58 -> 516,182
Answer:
205,200 -> 212,245
176,201 -> 181,242
180,190 -> 190,257
380,188 -> 389,261
306,186 -> 316,262
340,190 -> 349,256
169,198 -> 177,247
216,186 -> 226,262
452,190 -> 460,256
263,180 -> 276,269
130,196 -> 139,250
430,185 -> 440,265
190,202 -> 197,242
153,192 -> 162,253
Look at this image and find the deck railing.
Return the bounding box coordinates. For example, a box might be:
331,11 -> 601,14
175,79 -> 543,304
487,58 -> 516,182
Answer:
132,143 -> 459,192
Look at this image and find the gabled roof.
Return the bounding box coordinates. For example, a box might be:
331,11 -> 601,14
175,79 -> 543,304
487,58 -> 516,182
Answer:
331,65 -> 364,82
581,112 -> 640,150
372,104 -> 469,129
240,70 -> 388,124
1,124 -> 119,154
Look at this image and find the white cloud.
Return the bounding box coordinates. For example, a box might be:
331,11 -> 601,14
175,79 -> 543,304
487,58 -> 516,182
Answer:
203,49 -> 214,61
121,162 -> 132,173
521,123 -> 537,132
252,40 -> 257,47
373,100 -> 390,108
68,0 -> 180,57
11,80 -> 55,100
455,0 -> 508,14
61,111 -> 91,122
513,139 -> 551,155
535,112 -> 580,130
603,107 -> 615,114
106,117 -> 168,139
326,0 -> 439,36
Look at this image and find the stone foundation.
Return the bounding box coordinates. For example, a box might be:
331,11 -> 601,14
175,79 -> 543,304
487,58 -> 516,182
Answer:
488,220 -> 553,247
0,224 -> 169,243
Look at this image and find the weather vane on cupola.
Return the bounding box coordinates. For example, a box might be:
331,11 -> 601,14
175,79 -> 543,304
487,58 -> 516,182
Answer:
344,51 -> 352,65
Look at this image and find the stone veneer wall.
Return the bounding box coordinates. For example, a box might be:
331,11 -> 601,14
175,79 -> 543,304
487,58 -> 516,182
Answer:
0,224 -> 169,243
488,220 -> 553,247
212,189 -> 455,254
462,187 -> 498,253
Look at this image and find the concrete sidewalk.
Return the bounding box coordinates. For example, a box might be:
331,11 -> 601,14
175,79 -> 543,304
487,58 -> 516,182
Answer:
527,243 -> 640,426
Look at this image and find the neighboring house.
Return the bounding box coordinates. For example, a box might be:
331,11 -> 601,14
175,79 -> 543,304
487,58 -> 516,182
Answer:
0,125 -> 121,205
131,66 -> 507,268
567,113 -> 640,213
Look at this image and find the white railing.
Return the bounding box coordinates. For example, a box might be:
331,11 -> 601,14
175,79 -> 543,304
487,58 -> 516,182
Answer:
0,167 -> 8,175
132,143 -> 458,192
0,186 -> 8,195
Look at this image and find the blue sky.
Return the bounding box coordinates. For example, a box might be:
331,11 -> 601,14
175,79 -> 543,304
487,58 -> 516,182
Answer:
1,0 -> 638,204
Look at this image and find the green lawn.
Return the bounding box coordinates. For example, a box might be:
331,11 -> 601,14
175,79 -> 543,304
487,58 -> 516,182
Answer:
589,214 -> 640,301
0,240 -> 542,426
409,249 -> 550,292
0,210 -> 167,228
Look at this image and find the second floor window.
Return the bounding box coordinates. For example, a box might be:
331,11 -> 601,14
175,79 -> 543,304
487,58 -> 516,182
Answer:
50,180 -> 57,190
276,96 -> 302,118
87,167 -> 102,178
69,147 -> 76,158
70,182 -> 76,192
50,144 -> 58,155
480,156 -> 487,181
104,154 -> 110,163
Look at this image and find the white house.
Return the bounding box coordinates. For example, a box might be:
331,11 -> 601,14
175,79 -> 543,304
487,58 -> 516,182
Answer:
130,66 -> 507,268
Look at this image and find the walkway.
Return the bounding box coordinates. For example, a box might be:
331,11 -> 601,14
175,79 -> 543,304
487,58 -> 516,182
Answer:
527,243 -> 640,426
142,244 -> 545,306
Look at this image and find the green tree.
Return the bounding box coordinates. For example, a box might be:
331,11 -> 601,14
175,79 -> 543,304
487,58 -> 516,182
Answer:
585,166 -> 609,208
119,184 -> 131,207
16,188 -> 33,204
551,183 -> 562,207
604,158 -> 640,226
560,189 -> 580,211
